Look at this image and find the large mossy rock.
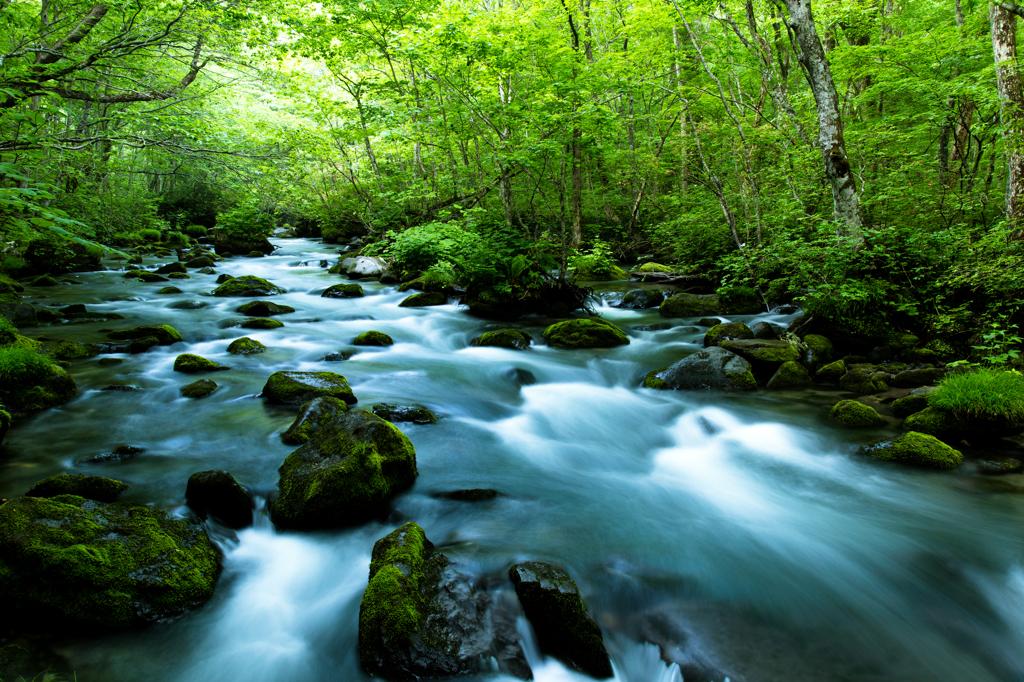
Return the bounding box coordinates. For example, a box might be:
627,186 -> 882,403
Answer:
465,288 -> 520,321
107,324 -> 183,345
718,338 -> 800,366
399,291 -> 446,307
241,317 -> 283,330
173,353 -> 229,374
0,294 -> 37,326
829,400 -> 886,428
372,403 -> 438,424
212,275 -> 285,297
227,337 -> 266,355
353,330 -> 394,346
612,289 -> 665,309
839,364 -> 890,395
509,561 -> 613,679
123,270 -> 169,283
471,328 -> 532,350
359,523 -> 530,680
26,474 -> 128,502
892,367 -> 947,388
862,432 -> 963,469
236,300 -> 295,317
643,347 -> 756,391
766,360 -> 812,389
185,470 -> 253,529
322,283 -> 364,298
891,393 -> 930,418
543,318 -> 629,349
903,406 -> 968,439
262,371 -> 357,406
703,322 -> 754,347
156,261 -> 187,275
815,359 -> 846,384
281,396 -> 350,445
211,232 -> 273,256
2,364 -> 79,412
801,334 -> 834,368
271,410 -> 417,529
659,293 -> 721,318
0,495 -> 220,629
181,378 -> 218,399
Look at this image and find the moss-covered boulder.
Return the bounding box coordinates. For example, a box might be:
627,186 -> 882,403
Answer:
750,321 -> 778,339
185,470 -> 253,529
156,261 -> 187,275
281,396 -> 350,445
359,523 -> 530,680
1,363 -> 79,412
185,256 -> 215,269
173,353 -> 230,374
372,403 -> 437,424
815,359 -> 846,384
543,318 -> 629,349
465,287 -> 519,320
829,400 -> 886,428
50,341 -> 103,361
644,347 -> 756,391
635,262 -> 674,273
801,334 -> 834,368
212,275 -> 285,297
719,338 -> 801,366
322,283 -> 364,298
839,365 -> 890,395
31,274 -> 58,287
509,561 -> 612,679
236,300 -> 295,317
766,361 -> 812,389
26,474 -> 128,502
262,370 -> 357,406
703,322 -> 754,347
659,293 -> 721,318
271,410 -> 417,529
573,264 -> 629,281
123,270 -> 169,283
903,407 -> 968,438
157,286 -> 183,294
227,337 -> 266,355
0,294 -> 37,327
168,272 -> 190,280
862,432 -> 963,469
211,232 -> 274,257
215,273 -> 234,284
240,317 -> 283,330
471,328 -> 532,350
181,378 -> 218,399
353,330 -> 393,346
107,324 -> 183,345
613,289 -> 665,309
399,291 -> 446,307
0,495 -> 220,629
891,367 -> 947,388
891,393 -> 930,417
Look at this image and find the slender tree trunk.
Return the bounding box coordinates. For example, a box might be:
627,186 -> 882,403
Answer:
672,25 -> 689,193
783,0 -> 863,242
991,1 -> 1024,229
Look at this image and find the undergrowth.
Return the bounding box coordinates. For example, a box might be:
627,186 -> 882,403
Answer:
928,368 -> 1024,422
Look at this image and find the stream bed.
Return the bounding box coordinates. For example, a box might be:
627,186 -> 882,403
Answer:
4,237 -> 1024,682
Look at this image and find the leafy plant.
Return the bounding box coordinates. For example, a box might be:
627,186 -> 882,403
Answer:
0,346 -> 54,385
928,368 -> 1024,422
215,202 -> 276,241
971,315 -> 1022,367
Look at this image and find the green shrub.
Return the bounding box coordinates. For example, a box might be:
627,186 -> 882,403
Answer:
570,239 -> 625,279
216,202 -> 276,241
928,368 -> 1024,422
183,224 -> 208,238
1,255 -> 25,276
138,228 -> 161,242
164,230 -> 188,245
0,346 -> 54,385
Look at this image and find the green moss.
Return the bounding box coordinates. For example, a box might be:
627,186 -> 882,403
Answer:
815,359 -> 846,384
0,495 -> 220,629
0,314 -> 17,345
718,339 -> 801,364
186,256 -> 215,268
636,262 -> 674,273
281,396 -> 350,445
703,322 -> 754,347
262,370 -> 357,406
892,394 -> 930,417
353,331 -> 394,346
802,334 -> 834,366
372,403 -> 438,424
0,273 -> 25,294
864,431 -> 963,469
839,365 -> 889,395
157,286 -> 183,294
399,292 -> 446,307
236,300 -> 295,316
0,355 -> 78,412
270,409 -> 417,529
107,324 -> 183,345
904,348 -> 941,363
122,270 -> 168,283
829,400 -> 886,427
212,275 -> 285,297
241,317 -> 284,330
642,366 -> 670,390
659,293 -> 721,318
167,272 -> 190,280
470,328 -> 532,350
173,353 -> 229,373
766,360 -> 812,389
543,318 -> 630,349
26,474 -> 128,502
903,406 -> 966,437
32,275 -> 59,287
181,378 -> 218,399
50,341 -> 103,361
227,337 -> 266,355
322,283 -> 364,298
927,368 -> 1024,422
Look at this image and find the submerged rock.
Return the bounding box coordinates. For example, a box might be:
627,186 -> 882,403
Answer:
271,410 -> 417,529
372,403 -> 438,424
236,300 -> 295,316
432,489 -> 500,501
262,370 -> 357,406
829,400 -> 886,428
644,347 -> 756,392
173,353 -> 229,373
123,270 -> 168,283
25,474 -> 128,502
107,324 -> 183,345
509,561 -> 613,679
181,378 -> 218,399
359,523 -> 530,680
322,283 -> 364,298
543,318 -> 629,349
79,444 -> 144,464
353,330 -> 393,346
212,275 -> 285,297
281,396 -> 350,445
862,432 -> 963,469
613,289 -> 665,309
471,328 -> 532,350
185,470 -> 253,529
0,495 -> 220,629
977,458 -> 1024,475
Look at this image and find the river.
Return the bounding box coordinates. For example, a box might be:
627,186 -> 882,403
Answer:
4,237 -> 1024,682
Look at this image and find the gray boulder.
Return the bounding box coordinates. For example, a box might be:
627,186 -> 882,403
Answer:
644,346 -> 756,391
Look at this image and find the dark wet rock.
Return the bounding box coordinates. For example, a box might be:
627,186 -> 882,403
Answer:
697,317 -> 722,327
399,291 -> 446,307
773,304 -> 800,315
892,394 -> 930,417
632,323 -> 675,332
862,432 -> 963,469
246,250 -> 264,258
359,523 -> 530,680
97,357 -> 124,366
282,396 -> 351,445
643,347 -> 756,391
801,334 -> 834,368
101,384 -> 139,392
168,300 -> 208,310
543,318 -> 629,349
35,308 -> 64,323
167,273 -> 190,280
185,256 -> 215,268
703,322 -> 754,347
185,470 -> 253,529
240,317 -> 283,330
892,367 -> 947,388
80,444 -> 144,464
509,561 -> 612,679
107,324 -> 183,345
156,262 -> 187,275
227,337 -> 266,355
766,360 -> 812,389
50,340 -> 103,361
814,359 -> 845,384
236,300 -> 295,317
262,370 -> 357,406
660,294 -> 721,318
0,495 -> 220,630
181,378 -> 218,399
127,336 -> 161,353
211,232 -> 274,256
197,266 -> 216,275
506,367 -> 537,386
432,489 -> 500,501
718,338 -> 800,367
212,275 -> 285,297
471,328 -> 532,350
750,321 -> 779,339
839,364 -> 889,395
977,458 -> 1024,475
322,283 -> 364,298
372,403 -> 438,424
26,473 -> 128,502
353,330 -> 394,346
378,271 -> 399,284
829,400 -> 886,428
123,270 -> 169,283
173,353 -> 229,373
0,295 -> 37,326
613,289 -> 665,309
271,409 -> 416,529
216,274 -> 234,284
0,642 -> 70,680
32,275 -> 60,287
324,350 -> 355,362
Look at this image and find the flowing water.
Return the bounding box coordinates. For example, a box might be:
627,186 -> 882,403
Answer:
5,238 -> 1024,682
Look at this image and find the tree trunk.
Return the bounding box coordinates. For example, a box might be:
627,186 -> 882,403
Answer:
990,1 -> 1024,229
782,0 -> 863,241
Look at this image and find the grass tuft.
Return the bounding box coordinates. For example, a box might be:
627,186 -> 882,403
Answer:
928,368 -> 1024,422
